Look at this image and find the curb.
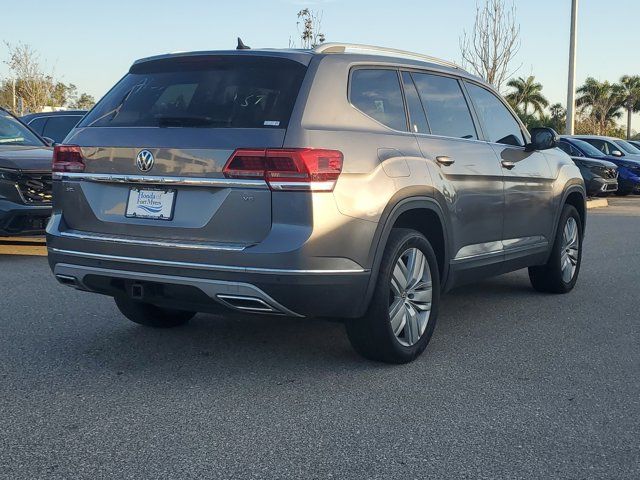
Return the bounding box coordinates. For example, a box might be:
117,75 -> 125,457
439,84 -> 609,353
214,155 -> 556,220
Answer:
586,198 -> 608,209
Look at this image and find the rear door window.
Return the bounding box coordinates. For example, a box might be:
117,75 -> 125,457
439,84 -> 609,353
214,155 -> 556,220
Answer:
27,117 -> 47,135
583,139 -> 611,155
465,82 -> 525,146
401,72 -> 428,134
558,141 -> 580,156
79,56 -> 308,129
42,115 -> 83,142
350,69 -> 407,131
411,73 -> 477,140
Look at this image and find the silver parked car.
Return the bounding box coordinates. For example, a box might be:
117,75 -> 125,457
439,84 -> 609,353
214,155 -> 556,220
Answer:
47,43 -> 586,363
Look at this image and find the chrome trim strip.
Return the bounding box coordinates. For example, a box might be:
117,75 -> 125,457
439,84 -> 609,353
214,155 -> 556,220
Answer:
48,248 -> 369,275
53,172 -> 268,189
268,181 -> 335,191
454,236 -> 549,261
59,230 -> 247,252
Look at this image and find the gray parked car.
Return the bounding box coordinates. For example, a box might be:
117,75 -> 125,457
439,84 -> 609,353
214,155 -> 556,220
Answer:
47,43 -> 586,363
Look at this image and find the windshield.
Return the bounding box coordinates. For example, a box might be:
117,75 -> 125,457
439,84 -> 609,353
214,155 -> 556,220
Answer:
80,56 -> 307,129
572,139 -> 606,157
614,139 -> 640,155
0,111 -> 45,146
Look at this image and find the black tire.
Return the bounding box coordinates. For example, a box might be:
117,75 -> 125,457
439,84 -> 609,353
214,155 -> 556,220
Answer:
346,228 -> 440,364
114,296 -> 196,328
529,204 -> 583,294
615,188 -> 631,196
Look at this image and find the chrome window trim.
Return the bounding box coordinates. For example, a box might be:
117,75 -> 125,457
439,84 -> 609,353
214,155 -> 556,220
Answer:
52,172 -> 268,189
48,248 -> 369,275
26,114 -> 84,125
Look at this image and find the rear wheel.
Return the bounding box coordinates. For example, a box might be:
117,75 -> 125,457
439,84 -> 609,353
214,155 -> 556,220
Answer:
529,204 -> 582,294
346,228 -> 440,364
114,296 -> 195,328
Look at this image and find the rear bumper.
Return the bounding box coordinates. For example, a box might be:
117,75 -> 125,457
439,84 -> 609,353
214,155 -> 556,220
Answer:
0,199 -> 51,236
47,246 -> 371,319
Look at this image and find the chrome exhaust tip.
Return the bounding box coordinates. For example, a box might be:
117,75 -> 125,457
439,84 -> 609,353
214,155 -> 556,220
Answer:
55,274 -> 79,287
216,295 -> 282,314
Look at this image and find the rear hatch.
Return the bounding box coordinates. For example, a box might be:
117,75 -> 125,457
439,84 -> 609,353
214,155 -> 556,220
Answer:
57,54 -> 308,246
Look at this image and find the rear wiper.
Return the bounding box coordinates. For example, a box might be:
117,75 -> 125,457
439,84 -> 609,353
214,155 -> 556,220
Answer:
155,115 -> 229,127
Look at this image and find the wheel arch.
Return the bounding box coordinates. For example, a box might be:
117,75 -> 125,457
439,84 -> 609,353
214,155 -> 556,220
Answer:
357,191 -> 452,318
558,182 -> 587,235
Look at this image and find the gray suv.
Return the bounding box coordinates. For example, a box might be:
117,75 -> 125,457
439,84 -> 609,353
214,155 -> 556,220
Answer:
47,43 -> 586,363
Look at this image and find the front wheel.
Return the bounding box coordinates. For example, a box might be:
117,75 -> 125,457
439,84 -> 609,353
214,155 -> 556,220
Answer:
114,296 -> 196,328
529,204 -> 583,294
346,228 -> 440,364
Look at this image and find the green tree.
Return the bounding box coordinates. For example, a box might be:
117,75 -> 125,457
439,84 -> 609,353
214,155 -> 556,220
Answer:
49,82 -> 77,108
505,75 -> 548,116
73,93 -> 95,110
576,77 -> 623,136
618,75 -> 640,139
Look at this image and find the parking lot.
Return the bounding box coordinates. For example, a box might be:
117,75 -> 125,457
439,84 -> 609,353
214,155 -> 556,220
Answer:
1,198 -> 639,479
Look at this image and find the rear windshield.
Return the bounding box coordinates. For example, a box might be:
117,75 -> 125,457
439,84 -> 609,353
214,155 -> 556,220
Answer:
0,111 -> 45,146
79,56 -> 307,129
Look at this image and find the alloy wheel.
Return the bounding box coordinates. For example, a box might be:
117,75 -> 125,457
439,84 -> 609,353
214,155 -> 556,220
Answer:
389,247 -> 433,347
561,216 -> 580,283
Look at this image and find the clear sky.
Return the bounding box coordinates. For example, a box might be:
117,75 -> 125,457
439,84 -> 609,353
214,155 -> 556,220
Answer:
1,0 -> 639,130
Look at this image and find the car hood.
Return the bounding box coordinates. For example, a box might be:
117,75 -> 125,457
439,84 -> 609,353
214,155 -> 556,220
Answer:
571,157 -> 617,168
0,145 -> 53,171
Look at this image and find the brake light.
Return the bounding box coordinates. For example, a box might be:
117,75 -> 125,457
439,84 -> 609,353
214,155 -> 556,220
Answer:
223,148 -> 343,191
53,145 -> 85,173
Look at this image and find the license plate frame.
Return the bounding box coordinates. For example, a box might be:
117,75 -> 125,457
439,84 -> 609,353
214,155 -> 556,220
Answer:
125,188 -> 177,221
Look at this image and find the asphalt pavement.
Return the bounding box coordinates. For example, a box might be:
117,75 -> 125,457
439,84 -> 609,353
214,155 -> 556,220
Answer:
1,198 -> 639,479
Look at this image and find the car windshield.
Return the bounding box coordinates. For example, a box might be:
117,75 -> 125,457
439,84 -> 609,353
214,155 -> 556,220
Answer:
614,139 -> 640,155
0,111 -> 44,146
572,139 -> 606,157
80,56 -> 307,129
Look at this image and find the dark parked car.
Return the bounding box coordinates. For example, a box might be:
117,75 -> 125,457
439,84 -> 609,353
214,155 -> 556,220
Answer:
0,108 -> 53,236
565,136 -> 640,195
574,135 -> 640,160
628,140 -> 640,150
557,139 -> 618,196
21,110 -> 87,144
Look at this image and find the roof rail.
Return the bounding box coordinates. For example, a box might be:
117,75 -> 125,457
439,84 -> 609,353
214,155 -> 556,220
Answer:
313,43 -> 462,70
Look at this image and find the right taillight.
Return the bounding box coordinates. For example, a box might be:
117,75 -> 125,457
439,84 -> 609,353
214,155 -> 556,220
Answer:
223,148 -> 343,192
52,145 -> 85,173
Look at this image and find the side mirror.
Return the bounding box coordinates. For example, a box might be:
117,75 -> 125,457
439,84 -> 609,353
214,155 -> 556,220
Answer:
42,137 -> 56,147
525,127 -> 559,152
611,150 -> 624,157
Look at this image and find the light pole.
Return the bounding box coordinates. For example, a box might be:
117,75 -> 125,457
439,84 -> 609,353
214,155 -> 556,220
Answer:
565,0 -> 579,135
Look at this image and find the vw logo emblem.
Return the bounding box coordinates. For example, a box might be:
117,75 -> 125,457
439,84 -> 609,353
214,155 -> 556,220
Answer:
136,150 -> 155,172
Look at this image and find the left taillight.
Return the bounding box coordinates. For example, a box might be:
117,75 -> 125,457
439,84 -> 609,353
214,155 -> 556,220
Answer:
52,145 -> 85,173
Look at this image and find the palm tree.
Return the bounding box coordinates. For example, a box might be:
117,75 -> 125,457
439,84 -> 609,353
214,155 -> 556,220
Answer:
576,78 -> 623,135
550,103 -> 565,119
505,76 -> 549,116
618,75 -> 640,139
549,103 -> 566,134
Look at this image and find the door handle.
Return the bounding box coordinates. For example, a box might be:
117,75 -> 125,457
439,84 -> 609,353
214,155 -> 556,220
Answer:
436,156 -> 455,166
501,160 -> 516,170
